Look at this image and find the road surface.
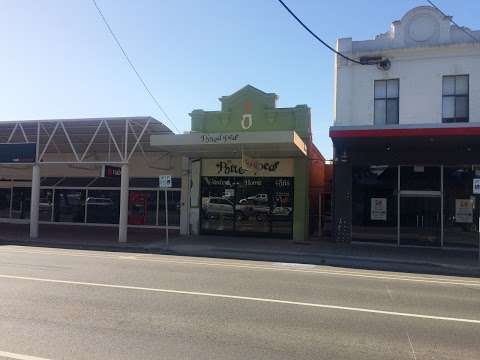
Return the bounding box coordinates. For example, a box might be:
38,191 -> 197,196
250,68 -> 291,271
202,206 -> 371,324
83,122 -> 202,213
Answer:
0,245 -> 479,359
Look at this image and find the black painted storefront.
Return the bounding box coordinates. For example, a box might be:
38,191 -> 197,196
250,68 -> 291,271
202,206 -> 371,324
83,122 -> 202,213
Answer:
332,133 -> 480,248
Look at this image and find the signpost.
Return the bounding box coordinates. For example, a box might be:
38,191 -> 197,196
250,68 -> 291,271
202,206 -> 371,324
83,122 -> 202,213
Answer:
159,175 -> 172,249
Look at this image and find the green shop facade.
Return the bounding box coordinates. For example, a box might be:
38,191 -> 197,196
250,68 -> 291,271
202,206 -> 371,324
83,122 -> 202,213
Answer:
151,85 -> 324,241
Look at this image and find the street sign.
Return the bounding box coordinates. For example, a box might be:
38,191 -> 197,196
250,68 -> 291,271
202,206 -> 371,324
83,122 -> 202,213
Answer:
159,175 -> 172,188
0,143 -> 36,163
473,179 -> 480,194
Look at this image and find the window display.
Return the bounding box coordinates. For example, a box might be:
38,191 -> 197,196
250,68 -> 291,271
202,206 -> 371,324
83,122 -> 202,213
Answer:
0,188 -> 11,218
201,176 -> 293,237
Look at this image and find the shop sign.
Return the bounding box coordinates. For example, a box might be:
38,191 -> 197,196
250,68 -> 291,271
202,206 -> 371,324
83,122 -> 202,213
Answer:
202,158 -> 293,177
0,143 -> 36,163
473,179 -> 480,194
200,133 -> 240,144
370,198 -> 387,221
101,165 -> 121,177
159,175 -> 172,188
455,199 -> 473,223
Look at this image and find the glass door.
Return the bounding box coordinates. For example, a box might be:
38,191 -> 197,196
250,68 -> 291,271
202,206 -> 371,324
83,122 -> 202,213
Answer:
400,195 -> 441,246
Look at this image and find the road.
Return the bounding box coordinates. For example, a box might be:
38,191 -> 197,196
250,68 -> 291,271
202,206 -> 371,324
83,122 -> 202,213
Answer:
0,245 -> 479,360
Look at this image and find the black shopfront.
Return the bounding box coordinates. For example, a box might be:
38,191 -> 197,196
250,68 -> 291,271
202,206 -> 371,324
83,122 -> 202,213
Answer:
200,159 -> 294,237
331,126 -> 480,249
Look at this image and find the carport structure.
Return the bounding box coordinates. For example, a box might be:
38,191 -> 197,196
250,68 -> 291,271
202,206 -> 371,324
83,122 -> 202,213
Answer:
0,117 -> 174,242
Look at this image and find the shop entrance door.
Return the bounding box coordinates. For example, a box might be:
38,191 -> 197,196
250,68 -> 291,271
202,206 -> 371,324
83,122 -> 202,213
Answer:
400,194 -> 441,246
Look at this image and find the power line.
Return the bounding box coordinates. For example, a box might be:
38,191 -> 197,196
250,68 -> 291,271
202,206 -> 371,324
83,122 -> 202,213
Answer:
276,0 -> 368,65
91,0 -> 180,133
427,0 -> 479,43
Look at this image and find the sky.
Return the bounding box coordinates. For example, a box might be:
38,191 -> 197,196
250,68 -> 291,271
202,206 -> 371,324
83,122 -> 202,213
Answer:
0,0 -> 479,159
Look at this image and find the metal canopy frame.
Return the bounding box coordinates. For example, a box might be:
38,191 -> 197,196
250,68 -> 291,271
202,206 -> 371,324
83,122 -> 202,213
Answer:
0,117 -> 171,166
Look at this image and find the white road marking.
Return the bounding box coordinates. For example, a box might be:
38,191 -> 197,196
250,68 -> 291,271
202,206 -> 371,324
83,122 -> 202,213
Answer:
0,273 -> 479,325
1,246 -> 479,288
0,350 -> 53,360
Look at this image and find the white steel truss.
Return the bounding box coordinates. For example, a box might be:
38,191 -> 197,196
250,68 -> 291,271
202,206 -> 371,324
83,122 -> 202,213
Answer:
0,117 -> 170,166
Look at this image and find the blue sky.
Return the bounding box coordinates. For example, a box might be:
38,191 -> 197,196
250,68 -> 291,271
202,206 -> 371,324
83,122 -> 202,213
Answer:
0,0 -> 479,158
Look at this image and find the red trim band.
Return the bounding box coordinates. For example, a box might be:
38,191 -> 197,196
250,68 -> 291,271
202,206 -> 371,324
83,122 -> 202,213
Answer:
330,127 -> 480,138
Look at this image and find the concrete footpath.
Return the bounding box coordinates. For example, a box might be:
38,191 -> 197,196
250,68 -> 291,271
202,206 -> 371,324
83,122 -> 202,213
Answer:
0,224 -> 479,276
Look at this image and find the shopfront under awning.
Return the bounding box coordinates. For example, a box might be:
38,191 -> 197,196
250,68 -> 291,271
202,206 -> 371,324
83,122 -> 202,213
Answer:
150,130 -> 308,158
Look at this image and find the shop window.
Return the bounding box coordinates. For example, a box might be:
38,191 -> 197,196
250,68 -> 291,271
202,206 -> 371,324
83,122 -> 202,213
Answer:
40,177 -> 62,186
86,190 -> 120,224
54,189 -> 86,223
128,191 -> 157,226
200,177 -> 235,233
442,75 -> 469,123
0,188 -> 11,218
200,176 -> 293,237
400,166 -> 440,191
89,177 -> 121,188
352,166 -> 398,244
443,167 -> 478,248
11,187 -> 31,219
39,189 -> 53,222
270,178 -> 294,236
56,177 -> 95,187
158,190 -> 181,227
374,79 -> 399,125
235,177 -> 272,234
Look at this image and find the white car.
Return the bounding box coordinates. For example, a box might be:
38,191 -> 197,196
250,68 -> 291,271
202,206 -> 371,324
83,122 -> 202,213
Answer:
247,193 -> 268,203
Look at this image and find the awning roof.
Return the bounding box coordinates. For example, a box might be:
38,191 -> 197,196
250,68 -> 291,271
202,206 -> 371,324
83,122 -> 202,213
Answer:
150,131 -> 308,158
0,117 -> 174,164
0,117 -> 172,155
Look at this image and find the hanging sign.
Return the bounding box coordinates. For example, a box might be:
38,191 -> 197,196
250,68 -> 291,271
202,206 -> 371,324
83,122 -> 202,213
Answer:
159,175 -> 172,188
371,198 -> 387,221
473,179 -> 480,194
101,165 -> 121,177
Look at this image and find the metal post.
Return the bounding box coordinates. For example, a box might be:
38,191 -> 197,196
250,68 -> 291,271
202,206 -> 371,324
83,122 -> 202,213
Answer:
118,164 -> 129,243
165,189 -> 169,249
397,165 -> 401,247
440,165 -> 444,248
29,164 -> 41,239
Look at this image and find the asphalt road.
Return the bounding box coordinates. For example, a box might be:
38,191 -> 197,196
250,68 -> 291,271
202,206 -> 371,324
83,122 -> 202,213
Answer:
0,245 -> 479,360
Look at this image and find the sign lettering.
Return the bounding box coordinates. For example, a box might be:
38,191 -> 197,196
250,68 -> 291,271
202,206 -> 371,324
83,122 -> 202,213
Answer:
200,134 -> 239,144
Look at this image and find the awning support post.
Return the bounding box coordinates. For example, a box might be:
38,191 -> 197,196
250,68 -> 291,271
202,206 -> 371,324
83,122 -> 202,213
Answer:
29,164 -> 40,239
118,164 -> 129,243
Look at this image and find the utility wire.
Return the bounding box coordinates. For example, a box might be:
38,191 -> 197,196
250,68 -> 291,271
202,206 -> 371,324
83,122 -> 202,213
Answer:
276,0 -> 366,65
427,0 -> 479,42
91,0 -> 180,133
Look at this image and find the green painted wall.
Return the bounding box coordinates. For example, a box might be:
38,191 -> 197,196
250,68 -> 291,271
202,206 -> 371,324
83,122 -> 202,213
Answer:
190,85 -> 311,142
191,85 -> 311,241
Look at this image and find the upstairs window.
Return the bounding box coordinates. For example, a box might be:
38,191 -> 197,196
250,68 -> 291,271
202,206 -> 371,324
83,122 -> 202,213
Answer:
374,79 -> 399,125
442,75 -> 469,123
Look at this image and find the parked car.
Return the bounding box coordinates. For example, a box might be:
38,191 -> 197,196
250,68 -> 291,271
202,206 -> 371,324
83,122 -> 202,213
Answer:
247,193 -> 268,203
236,199 -> 270,222
202,197 -> 234,219
271,206 -> 292,218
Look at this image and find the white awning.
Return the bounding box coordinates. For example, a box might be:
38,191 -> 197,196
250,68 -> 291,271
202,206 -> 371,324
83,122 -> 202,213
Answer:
150,131 -> 308,158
